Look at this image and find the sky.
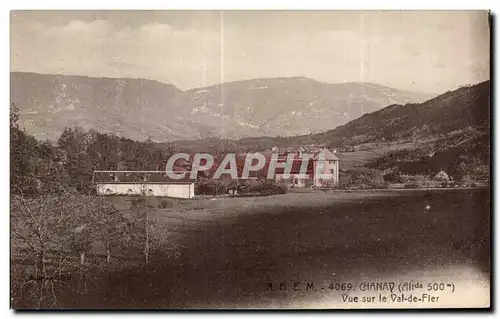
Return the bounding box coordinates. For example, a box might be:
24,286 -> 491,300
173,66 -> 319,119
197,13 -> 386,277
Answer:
10,10 -> 490,93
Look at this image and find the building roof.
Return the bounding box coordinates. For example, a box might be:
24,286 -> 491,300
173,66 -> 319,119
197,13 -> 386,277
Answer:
92,171 -> 196,184
312,148 -> 340,161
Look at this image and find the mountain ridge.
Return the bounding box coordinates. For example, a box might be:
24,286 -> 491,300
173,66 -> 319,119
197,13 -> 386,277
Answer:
162,80 -> 490,154
11,71 -> 439,94
11,71 -> 434,141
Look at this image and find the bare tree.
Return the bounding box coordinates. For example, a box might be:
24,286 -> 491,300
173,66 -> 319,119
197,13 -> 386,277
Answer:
91,197 -> 130,264
129,192 -> 158,264
11,189 -> 129,308
11,189 -> 97,307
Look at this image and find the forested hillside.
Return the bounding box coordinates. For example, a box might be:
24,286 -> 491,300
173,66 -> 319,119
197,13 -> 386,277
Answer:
10,103 -> 174,196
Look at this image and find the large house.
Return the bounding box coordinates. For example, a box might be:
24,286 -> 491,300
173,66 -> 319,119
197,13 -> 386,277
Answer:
92,171 -> 195,198
274,148 -> 340,188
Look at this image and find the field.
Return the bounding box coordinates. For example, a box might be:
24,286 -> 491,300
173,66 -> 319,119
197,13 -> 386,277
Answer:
29,187 -> 486,309
337,150 -> 387,169
335,142 -> 418,169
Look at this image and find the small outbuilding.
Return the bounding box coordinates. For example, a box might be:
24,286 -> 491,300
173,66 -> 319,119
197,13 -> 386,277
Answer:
92,171 -> 195,199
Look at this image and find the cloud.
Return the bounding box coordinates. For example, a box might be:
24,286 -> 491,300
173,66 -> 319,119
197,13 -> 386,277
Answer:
43,19 -> 113,38
10,11 -> 490,93
139,22 -> 173,37
12,18 -> 223,89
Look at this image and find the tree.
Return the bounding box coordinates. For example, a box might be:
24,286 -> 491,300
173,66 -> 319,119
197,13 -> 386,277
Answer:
10,102 -> 19,129
11,190 -> 99,307
10,103 -> 38,196
129,193 -> 157,264
91,197 -> 130,264
11,188 -> 132,308
57,127 -> 95,193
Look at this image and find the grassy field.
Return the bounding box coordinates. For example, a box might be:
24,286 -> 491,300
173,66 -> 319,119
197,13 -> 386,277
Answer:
96,188 -> 490,308
336,143 -> 415,169
12,188 -> 490,308
106,190 -> 416,225
335,138 -> 439,169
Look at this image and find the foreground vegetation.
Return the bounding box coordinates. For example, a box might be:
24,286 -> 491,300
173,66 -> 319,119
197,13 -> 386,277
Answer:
11,188 -> 490,308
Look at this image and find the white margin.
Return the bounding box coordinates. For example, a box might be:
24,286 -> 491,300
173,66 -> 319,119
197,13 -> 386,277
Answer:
1,1 -> 497,318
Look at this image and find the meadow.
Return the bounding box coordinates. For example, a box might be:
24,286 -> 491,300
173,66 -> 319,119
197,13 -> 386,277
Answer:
12,187 -> 490,308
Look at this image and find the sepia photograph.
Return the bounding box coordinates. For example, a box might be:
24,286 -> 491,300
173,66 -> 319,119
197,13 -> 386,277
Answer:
9,10 -> 491,309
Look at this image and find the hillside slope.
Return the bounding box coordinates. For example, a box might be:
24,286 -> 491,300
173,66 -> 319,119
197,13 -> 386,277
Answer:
180,77 -> 432,138
11,72 -> 189,141
322,81 -> 490,148
164,81 -> 490,153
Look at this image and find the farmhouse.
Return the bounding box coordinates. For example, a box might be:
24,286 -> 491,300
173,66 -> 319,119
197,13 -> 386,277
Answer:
312,148 -> 340,187
92,171 -> 195,199
274,148 -> 340,188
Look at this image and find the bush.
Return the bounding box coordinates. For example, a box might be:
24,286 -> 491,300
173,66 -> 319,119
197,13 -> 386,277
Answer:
265,184 -> 288,195
382,171 -> 404,183
195,184 -> 211,195
341,167 -> 387,189
158,198 -> 174,209
195,179 -> 236,196
239,180 -> 288,195
399,174 -> 434,188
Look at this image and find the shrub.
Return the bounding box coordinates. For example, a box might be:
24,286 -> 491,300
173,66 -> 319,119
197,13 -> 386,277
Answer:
195,183 -> 215,195
240,180 -> 288,195
158,198 -> 174,209
382,171 -> 404,183
269,184 -> 288,195
399,174 -> 434,188
341,167 -> 387,189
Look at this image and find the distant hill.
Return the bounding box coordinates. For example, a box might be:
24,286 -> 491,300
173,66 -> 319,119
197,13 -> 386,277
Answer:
164,81 -> 490,153
11,72 -> 187,141
296,80 -> 491,149
11,72 -> 432,142
179,77 -> 432,139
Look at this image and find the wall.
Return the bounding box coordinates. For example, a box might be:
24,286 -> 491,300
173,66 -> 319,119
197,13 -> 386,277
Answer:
96,183 -> 194,199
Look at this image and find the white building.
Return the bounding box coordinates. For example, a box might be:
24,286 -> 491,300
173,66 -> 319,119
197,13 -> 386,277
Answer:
312,148 -> 340,187
274,148 -> 340,188
92,171 -> 195,199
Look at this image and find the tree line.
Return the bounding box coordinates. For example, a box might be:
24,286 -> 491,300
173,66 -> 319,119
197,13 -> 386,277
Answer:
10,103 -> 179,308
11,103 -> 174,197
